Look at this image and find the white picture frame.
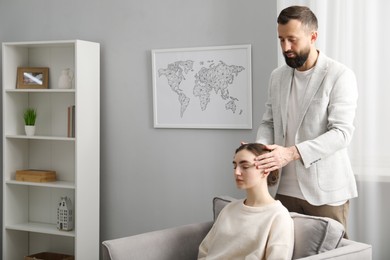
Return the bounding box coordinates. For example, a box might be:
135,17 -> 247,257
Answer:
151,44 -> 252,129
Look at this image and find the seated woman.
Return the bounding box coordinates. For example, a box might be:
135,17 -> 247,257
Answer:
198,143 -> 294,259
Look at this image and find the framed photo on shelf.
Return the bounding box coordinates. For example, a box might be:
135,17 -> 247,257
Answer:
151,44 -> 252,129
16,67 -> 49,89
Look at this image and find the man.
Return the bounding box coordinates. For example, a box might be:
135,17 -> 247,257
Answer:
255,5 -> 358,232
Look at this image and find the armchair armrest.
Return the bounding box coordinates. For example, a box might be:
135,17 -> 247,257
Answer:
102,221 -> 213,260
296,239 -> 372,260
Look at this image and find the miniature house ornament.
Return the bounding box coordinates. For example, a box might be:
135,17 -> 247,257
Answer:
57,196 -> 74,231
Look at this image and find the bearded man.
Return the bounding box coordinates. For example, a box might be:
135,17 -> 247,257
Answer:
254,5 -> 358,237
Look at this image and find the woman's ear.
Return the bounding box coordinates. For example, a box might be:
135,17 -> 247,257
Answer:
261,170 -> 270,177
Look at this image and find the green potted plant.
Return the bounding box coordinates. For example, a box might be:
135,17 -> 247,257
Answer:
23,108 -> 37,136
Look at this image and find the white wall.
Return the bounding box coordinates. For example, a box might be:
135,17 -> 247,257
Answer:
0,0 -> 278,256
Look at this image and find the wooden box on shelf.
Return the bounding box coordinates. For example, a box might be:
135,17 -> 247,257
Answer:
25,252 -> 74,260
16,169 -> 56,182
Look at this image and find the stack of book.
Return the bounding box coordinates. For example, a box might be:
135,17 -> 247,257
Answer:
67,105 -> 75,137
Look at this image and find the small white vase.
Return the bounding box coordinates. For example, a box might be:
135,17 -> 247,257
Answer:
58,68 -> 74,89
25,125 -> 36,136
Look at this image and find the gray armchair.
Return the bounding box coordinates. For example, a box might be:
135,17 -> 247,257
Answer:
102,196 -> 372,260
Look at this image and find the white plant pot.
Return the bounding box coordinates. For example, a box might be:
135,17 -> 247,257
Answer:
25,125 -> 36,136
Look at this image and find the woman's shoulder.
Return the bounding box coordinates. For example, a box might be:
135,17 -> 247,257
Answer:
224,199 -> 244,209
218,199 -> 244,214
273,201 -> 293,222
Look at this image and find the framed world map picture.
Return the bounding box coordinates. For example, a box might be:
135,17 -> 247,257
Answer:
151,44 -> 252,129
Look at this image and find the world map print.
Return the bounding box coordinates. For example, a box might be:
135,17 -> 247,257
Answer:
152,45 -> 251,129
158,59 -> 245,118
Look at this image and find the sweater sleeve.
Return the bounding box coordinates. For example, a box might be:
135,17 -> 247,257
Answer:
265,213 -> 295,260
197,227 -> 213,259
197,210 -> 221,259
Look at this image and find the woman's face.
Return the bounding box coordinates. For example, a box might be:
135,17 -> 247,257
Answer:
233,149 -> 264,190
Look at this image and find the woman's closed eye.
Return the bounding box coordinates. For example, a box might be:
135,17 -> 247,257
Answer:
233,162 -> 255,171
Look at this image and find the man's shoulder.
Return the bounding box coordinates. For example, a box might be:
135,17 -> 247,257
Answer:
317,52 -> 353,73
270,64 -> 292,80
272,64 -> 291,73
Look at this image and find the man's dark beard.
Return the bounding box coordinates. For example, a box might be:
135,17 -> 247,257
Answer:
283,50 -> 309,68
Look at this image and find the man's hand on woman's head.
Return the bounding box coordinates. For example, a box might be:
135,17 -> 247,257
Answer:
254,145 -> 300,173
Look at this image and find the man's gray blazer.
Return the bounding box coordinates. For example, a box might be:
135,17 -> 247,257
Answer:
256,51 -> 358,206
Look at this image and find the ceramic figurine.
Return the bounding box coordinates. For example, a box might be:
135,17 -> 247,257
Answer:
58,68 -> 74,89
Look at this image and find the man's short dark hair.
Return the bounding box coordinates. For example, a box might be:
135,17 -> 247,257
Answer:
277,6 -> 318,31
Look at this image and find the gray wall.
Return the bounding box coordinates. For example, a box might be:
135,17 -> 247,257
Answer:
0,0 -> 277,252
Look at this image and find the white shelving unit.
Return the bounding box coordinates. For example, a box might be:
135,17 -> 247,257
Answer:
2,40 -> 100,260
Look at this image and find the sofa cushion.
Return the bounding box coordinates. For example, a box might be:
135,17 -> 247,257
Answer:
290,212 -> 344,258
212,196 -> 345,259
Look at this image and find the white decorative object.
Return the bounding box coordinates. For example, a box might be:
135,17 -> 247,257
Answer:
151,44 -> 252,129
24,125 -> 36,136
57,196 -> 74,231
58,68 -> 74,89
